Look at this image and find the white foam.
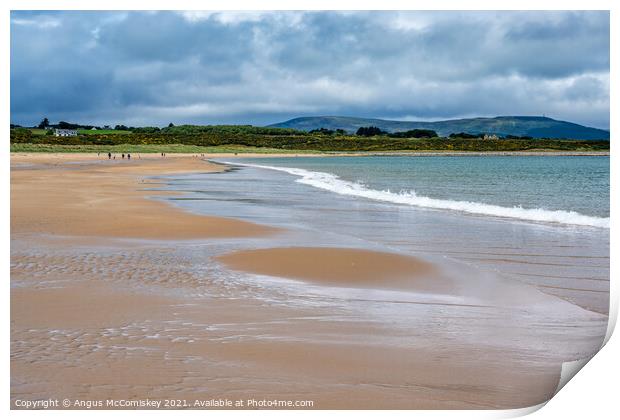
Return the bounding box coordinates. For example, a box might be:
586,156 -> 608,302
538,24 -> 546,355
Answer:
222,161 -> 610,229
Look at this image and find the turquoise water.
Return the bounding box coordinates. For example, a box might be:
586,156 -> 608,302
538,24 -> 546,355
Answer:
233,155 -> 609,226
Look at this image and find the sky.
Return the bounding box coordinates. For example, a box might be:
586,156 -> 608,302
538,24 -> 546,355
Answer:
10,10 -> 610,129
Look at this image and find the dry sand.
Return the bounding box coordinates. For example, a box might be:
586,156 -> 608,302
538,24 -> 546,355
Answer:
11,153 -> 275,239
10,153 -> 580,410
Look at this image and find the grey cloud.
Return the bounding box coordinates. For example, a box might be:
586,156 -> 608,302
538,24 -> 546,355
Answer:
10,10 -> 609,129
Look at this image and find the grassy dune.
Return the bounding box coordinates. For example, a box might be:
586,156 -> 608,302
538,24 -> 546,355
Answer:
10,143 -> 609,155
10,143 -> 322,154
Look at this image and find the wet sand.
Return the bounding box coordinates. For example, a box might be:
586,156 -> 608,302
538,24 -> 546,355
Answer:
216,247 -> 453,293
10,153 -> 605,410
11,269 -> 563,409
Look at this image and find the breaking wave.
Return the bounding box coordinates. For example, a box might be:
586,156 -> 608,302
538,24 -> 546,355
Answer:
223,161 -> 610,229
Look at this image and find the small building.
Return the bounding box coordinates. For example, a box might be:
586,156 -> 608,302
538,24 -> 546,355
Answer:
483,133 -> 499,140
54,128 -> 78,137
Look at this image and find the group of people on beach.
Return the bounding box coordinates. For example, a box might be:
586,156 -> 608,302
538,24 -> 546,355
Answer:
96,151 -> 207,160
104,152 -> 131,160
97,152 -> 136,160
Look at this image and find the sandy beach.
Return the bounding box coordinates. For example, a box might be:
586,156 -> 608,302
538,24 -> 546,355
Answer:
216,247 -> 451,293
11,153 -> 276,239
11,153 -> 607,409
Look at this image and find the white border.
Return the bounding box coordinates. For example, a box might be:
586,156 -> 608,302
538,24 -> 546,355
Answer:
3,1 -> 616,419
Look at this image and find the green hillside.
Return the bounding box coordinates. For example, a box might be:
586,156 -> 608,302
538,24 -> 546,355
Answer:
269,116 -> 610,140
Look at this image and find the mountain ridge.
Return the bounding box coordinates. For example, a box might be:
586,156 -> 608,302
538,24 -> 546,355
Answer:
268,116 -> 609,140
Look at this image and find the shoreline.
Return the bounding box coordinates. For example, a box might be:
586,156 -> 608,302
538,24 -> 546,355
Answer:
10,152 -> 608,409
227,151 -> 611,157
11,150 -> 610,158
317,150 -> 610,156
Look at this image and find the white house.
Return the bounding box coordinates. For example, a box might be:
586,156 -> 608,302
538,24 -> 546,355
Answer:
54,128 -> 78,137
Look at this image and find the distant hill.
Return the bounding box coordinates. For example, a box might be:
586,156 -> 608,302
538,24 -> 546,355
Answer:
269,116 -> 609,140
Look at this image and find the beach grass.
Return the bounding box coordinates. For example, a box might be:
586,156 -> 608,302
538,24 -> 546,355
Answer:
9,143 -> 325,154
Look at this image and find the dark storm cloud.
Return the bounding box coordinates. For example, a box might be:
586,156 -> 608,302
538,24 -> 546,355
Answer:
10,10 -> 609,128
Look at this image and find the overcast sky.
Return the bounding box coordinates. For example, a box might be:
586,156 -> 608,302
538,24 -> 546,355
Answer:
10,10 -> 610,129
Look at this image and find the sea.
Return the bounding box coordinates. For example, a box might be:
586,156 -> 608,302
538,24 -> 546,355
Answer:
230,155 -> 610,225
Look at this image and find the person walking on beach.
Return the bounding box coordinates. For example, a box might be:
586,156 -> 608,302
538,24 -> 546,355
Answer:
127,153 -> 131,160
108,152 -> 111,159
122,153 -> 125,159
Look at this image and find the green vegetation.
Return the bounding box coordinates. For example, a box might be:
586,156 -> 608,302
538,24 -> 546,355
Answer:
160,124 -> 302,136
356,126 -> 387,137
388,129 -> 438,138
356,126 -> 439,138
309,128 -> 347,135
37,117 -> 49,129
10,124 -> 609,153
77,129 -> 133,135
449,132 -> 480,139
10,143 -> 323,154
